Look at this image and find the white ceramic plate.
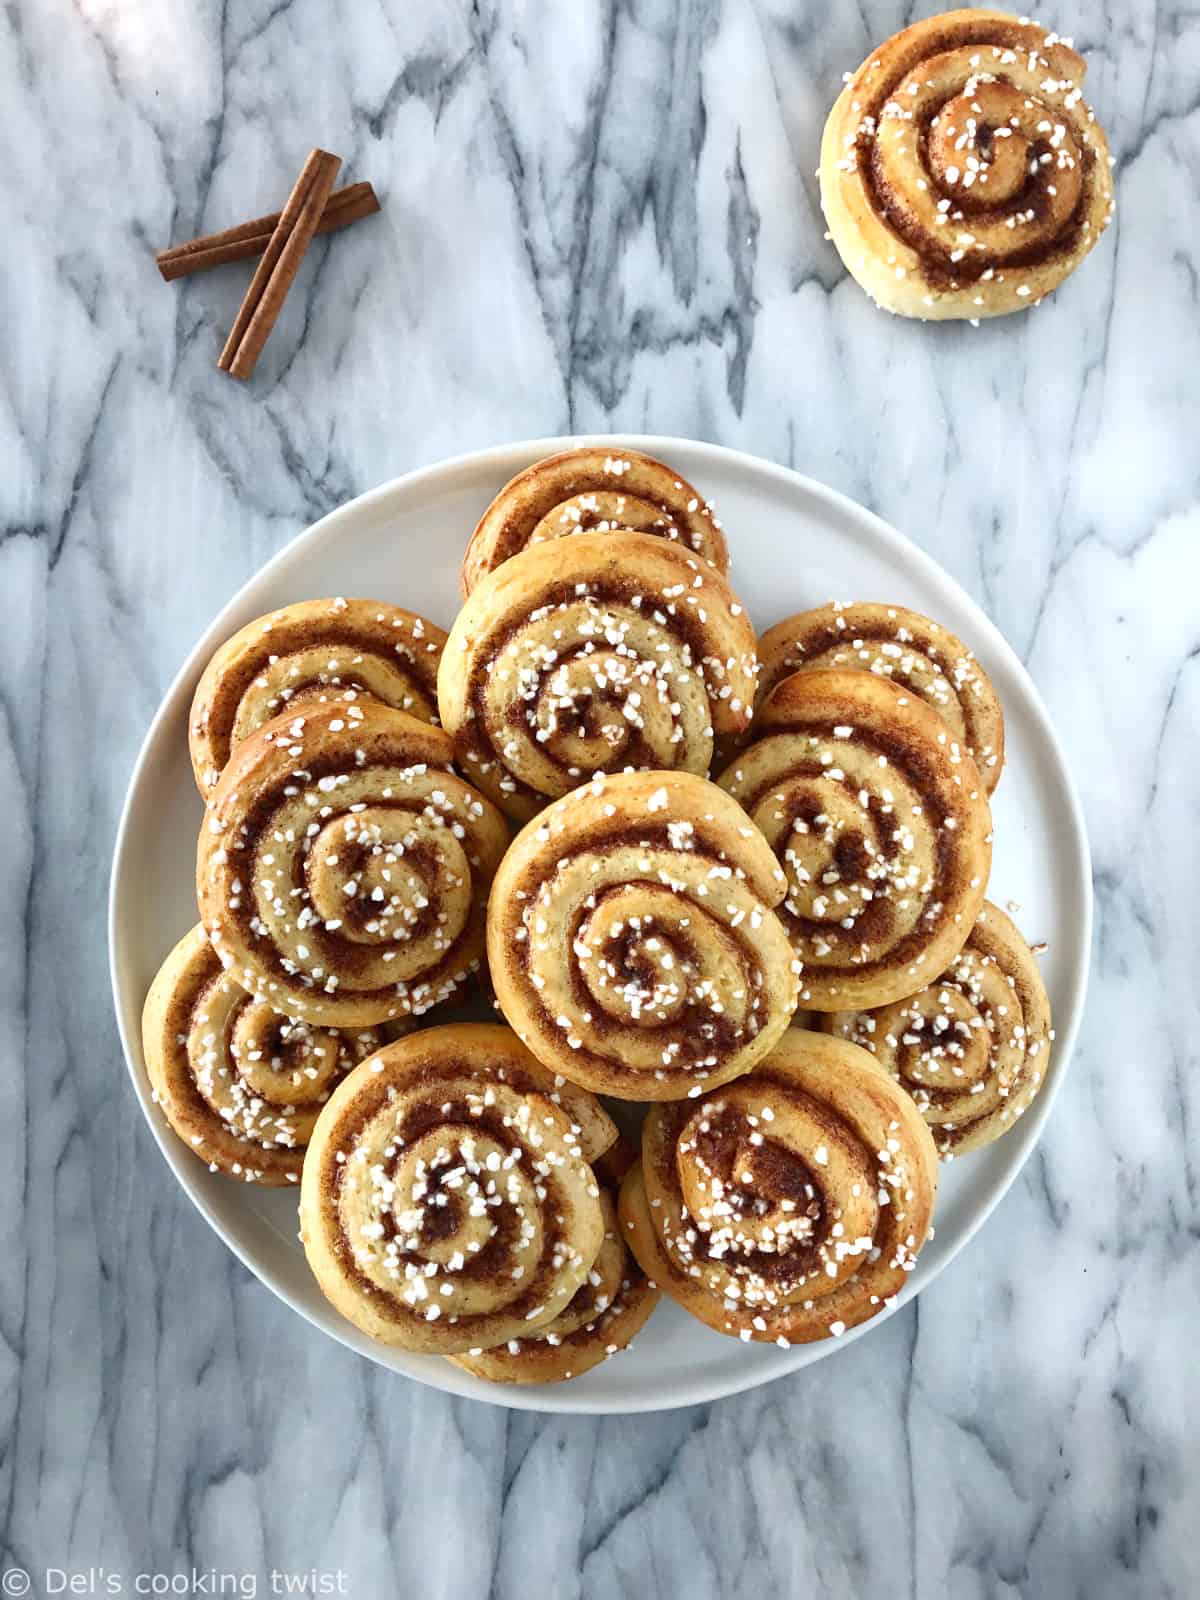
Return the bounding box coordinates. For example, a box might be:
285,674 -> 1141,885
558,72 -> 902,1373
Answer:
109,436 -> 1091,1414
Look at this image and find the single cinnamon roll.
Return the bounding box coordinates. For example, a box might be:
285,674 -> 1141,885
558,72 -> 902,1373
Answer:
299,1024 -> 615,1355
819,10 -> 1115,319
189,598 -> 447,795
461,446 -> 729,596
450,1141 -> 659,1384
142,925 -> 388,1184
197,703 -> 510,1027
756,602 -> 1005,794
818,900 -> 1052,1155
619,1028 -> 939,1344
439,531 -> 758,822
487,769 -> 799,1101
718,669 -> 991,1010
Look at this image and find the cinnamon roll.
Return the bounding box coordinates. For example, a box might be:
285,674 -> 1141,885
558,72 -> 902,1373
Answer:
619,1028 -> 938,1344
189,598 -> 447,795
197,702 -> 510,1027
461,446 -> 729,596
141,925 -> 387,1184
450,1142 -> 659,1384
439,531 -> 757,822
818,900 -> 1052,1155
756,602 -> 1005,793
487,769 -> 799,1101
819,10 -> 1115,319
299,1024 -> 615,1355
718,669 -> 991,1010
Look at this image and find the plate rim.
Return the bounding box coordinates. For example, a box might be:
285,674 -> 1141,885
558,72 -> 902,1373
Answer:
108,433 -> 1092,1414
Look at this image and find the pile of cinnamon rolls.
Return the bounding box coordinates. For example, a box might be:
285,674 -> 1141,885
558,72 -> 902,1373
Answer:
143,444 -> 1053,1385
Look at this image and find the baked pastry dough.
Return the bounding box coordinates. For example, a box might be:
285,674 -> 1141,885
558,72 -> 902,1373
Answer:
619,1028 -> 938,1343
450,1142 -> 659,1384
718,669 -> 991,1010
461,446 -> 729,596
488,769 -> 798,1100
756,602 -> 1004,793
300,1024 -> 614,1354
440,530 -> 757,821
142,924 -> 385,1184
819,9 -> 1114,319
818,900 -> 1052,1154
197,702 -> 510,1026
189,597 -> 446,795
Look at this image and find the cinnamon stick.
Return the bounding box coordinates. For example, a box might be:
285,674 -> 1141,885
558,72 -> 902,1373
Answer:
218,148 -> 341,381
157,182 -> 378,282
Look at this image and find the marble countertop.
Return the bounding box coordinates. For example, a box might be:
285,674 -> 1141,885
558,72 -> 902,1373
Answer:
3,0 -> 1196,1595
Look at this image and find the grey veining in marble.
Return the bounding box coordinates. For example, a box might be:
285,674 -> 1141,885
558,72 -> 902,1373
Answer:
2,0 -> 1198,1595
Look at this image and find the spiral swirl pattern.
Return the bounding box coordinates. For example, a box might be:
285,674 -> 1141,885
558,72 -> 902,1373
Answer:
488,770 -> 799,1101
189,598 -> 448,795
718,669 -> 991,1010
300,1024 -> 616,1355
451,1153 -> 659,1384
440,531 -> 758,822
818,901 -> 1052,1155
197,702 -> 511,1027
141,925 -> 386,1184
819,10 -> 1114,320
756,602 -> 1005,793
619,1028 -> 938,1344
461,446 -> 729,596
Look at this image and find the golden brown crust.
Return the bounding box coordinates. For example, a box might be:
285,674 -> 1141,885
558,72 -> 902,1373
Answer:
819,9 -> 1114,320
487,769 -> 799,1101
196,702 -> 511,1027
438,531 -> 758,823
756,602 -> 1005,794
189,598 -> 447,796
460,447 -> 730,597
299,1024 -> 614,1355
449,1183 -> 660,1384
141,925 -> 387,1185
818,900 -> 1052,1155
618,1028 -> 938,1344
717,669 -> 991,1010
